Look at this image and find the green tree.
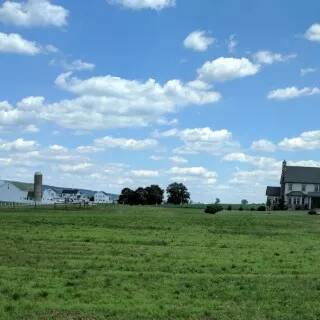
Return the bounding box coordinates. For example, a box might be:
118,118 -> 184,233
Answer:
145,185 -> 164,205
241,199 -> 248,206
166,182 -> 190,205
118,188 -> 136,205
135,187 -> 148,205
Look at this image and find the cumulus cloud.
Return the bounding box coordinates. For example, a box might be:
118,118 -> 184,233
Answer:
253,51 -> 296,64
46,72 -> 221,130
0,32 -> 42,55
0,0 -> 68,27
278,130 -> 320,151
169,156 -> 188,164
267,86 -> 320,100
94,136 -> 158,150
251,139 -> 276,152
0,138 -> 38,152
131,170 -> 159,178
305,23 -> 320,42
107,0 -> 175,10
197,57 -> 260,82
59,162 -> 93,173
169,166 -> 217,184
183,30 -> 215,52
161,127 -> 240,155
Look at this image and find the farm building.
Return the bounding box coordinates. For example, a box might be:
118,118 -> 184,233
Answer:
266,161 -> 320,210
94,191 -> 112,204
0,172 -> 117,205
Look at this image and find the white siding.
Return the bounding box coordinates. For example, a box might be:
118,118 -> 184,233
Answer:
94,192 -> 111,203
0,181 -> 31,203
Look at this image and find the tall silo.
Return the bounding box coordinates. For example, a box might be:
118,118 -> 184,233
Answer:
34,172 -> 43,202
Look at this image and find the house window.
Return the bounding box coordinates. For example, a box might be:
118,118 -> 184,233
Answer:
315,185 -> 320,192
288,184 -> 293,191
302,184 -> 306,192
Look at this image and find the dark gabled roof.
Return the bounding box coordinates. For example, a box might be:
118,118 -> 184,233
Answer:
283,166 -> 320,184
266,186 -> 281,197
62,189 -> 79,194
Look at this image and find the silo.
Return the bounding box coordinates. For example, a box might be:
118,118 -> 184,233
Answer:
34,172 -> 43,202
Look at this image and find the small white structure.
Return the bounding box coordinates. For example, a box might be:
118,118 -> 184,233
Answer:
42,188 -> 60,204
94,191 -> 111,204
62,189 -> 81,203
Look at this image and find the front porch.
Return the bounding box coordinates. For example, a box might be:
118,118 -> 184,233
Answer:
307,192 -> 320,210
287,192 -> 320,210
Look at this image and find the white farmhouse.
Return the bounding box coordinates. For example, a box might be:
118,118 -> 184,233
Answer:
266,161 -> 320,210
94,191 -> 112,204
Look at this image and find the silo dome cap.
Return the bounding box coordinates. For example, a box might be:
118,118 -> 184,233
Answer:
35,172 -> 42,175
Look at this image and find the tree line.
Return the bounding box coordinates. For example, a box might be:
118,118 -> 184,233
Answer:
118,182 -> 190,205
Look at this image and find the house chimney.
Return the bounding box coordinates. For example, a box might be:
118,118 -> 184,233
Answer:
282,160 -> 287,174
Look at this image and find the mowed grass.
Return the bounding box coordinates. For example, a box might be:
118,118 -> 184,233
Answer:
0,206 -> 320,320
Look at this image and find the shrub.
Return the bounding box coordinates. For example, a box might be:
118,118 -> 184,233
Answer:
308,209 -> 317,215
257,205 -> 266,211
250,207 -> 255,211
205,204 -> 223,214
239,206 -> 243,211
227,205 -> 232,211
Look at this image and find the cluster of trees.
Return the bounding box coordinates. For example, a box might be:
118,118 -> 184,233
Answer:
118,182 -> 190,206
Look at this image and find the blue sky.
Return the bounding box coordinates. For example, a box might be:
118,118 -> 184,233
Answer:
1,0 -> 320,203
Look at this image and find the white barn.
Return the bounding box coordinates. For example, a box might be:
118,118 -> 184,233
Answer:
0,181 -> 33,204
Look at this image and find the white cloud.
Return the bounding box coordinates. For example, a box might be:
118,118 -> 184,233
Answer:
169,156 -> 188,164
0,32 -> 41,55
0,0 -> 68,27
278,130 -> 320,151
164,127 -> 240,155
94,136 -> 158,150
59,162 -> 93,173
0,99 -> 38,131
46,72 -> 221,130
251,139 -> 276,152
197,57 -> 260,82
0,138 -> 38,152
267,86 -> 320,100
169,166 -> 217,184
107,0 -> 175,10
131,170 -> 159,178
300,68 -> 317,76
183,30 -> 215,52
305,23 -> 320,42
253,50 -> 296,65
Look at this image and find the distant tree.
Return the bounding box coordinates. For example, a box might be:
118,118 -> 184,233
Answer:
118,188 -> 136,205
241,199 -> 248,206
227,205 -> 232,211
215,198 -> 221,204
135,187 -> 148,205
166,182 -> 190,205
145,185 -> 164,205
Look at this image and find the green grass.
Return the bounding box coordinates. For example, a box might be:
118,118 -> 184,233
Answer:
0,206 -> 320,319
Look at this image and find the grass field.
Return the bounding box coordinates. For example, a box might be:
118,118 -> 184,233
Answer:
0,206 -> 320,320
